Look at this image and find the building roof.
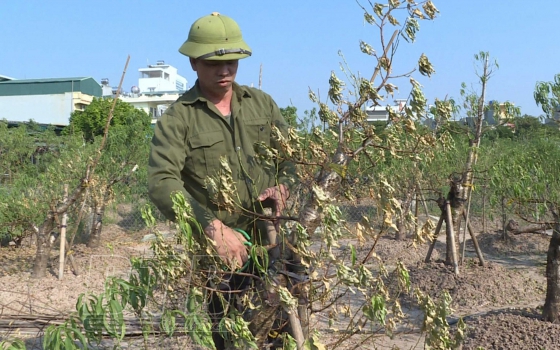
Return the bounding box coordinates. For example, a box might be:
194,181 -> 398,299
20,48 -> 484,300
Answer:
0,77 -> 102,97
0,77 -> 89,84
0,74 -> 15,82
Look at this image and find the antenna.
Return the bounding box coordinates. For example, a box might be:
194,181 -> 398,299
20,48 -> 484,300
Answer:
259,63 -> 262,90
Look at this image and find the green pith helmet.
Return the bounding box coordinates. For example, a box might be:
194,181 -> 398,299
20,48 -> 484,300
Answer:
179,12 -> 252,60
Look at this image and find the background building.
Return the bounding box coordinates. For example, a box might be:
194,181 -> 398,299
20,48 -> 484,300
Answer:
484,100 -> 513,125
103,60 -> 188,123
365,99 -> 407,123
0,60 -> 186,128
0,77 -> 101,126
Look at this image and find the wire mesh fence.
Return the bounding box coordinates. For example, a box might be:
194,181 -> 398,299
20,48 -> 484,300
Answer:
104,179 -> 508,238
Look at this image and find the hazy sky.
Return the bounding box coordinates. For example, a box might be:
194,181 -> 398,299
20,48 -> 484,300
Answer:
1,1 -> 558,118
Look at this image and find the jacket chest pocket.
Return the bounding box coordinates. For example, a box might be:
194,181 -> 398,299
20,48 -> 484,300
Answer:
244,118 -> 271,145
187,131 -> 226,179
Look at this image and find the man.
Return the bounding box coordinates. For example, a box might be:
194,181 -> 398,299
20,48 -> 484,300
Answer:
148,12 -> 295,349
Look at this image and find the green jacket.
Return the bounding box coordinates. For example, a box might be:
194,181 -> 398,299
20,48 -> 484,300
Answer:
148,81 -> 295,230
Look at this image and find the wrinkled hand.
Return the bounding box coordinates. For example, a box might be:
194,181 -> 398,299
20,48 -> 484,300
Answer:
257,184 -> 289,229
204,219 -> 248,270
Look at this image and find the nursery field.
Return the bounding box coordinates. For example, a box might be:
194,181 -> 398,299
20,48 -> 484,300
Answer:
0,203 -> 557,350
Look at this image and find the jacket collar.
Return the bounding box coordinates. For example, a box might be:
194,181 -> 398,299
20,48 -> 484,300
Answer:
179,80 -> 252,106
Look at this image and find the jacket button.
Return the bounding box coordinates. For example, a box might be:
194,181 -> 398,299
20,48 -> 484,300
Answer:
236,146 -> 241,151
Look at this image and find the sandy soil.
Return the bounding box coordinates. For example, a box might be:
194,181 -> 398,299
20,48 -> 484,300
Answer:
0,219 -> 557,349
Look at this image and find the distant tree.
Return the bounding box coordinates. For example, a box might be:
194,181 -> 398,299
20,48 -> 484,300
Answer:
85,118 -> 153,248
24,119 -> 44,132
530,74 -> 560,322
488,75 -> 560,322
66,98 -> 151,141
482,124 -> 514,143
490,135 -> 560,322
370,120 -> 389,134
514,114 -> 542,136
534,74 -> 560,120
280,106 -> 299,129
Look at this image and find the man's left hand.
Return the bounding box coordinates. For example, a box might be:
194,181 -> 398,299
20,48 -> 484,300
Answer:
257,184 -> 289,227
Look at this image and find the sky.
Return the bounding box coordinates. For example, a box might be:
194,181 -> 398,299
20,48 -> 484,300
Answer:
1,1 -> 559,119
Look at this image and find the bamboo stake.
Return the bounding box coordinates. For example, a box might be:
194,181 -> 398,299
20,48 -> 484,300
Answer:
414,192 -> 419,235
58,185 -> 68,280
460,209 -> 468,265
461,182 -> 476,265
446,201 -> 459,275
501,196 -> 508,240
90,55 -> 130,177
416,181 -> 430,217
463,211 -> 486,266
58,56 -> 130,274
297,289 -> 309,345
425,214 -> 444,263
287,305 -> 305,350
482,190 -> 487,233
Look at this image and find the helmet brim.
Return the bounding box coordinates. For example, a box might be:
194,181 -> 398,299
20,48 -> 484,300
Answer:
179,40 -> 251,60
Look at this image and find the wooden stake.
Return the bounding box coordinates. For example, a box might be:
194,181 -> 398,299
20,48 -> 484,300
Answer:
414,192 -> 419,235
416,181 -> 430,217
463,211 -> 486,267
58,184 -> 68,280
482,190 -> 487,233
460,213 -> 468,265
446,201 -> 459,275
425,214 -> 444,263
288,304 -> 305,350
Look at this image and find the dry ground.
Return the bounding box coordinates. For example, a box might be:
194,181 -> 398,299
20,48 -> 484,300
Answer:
0,215 -> 557,349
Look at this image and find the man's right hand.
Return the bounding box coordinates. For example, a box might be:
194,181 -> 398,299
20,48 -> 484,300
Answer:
204,219 -> 249,269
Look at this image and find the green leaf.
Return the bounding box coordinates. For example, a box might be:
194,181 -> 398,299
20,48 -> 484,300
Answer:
304,334 -> 327,350
161,309 -> 177,336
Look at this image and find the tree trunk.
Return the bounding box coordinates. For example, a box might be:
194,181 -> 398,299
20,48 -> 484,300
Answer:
395,220 -> 406,240
87,187 -> 113,248
32,233 -> 50,278
289,146 -> 349,340
501,197 -> 509,241
543,222 -> 560,322
505,220 -> 549,235
31,220 -> 55,278
444,55 -> 489,266
395,189 -> 414,240
87,201 -> 105,248
445,179 -> 465,265
293,147 -> 348,255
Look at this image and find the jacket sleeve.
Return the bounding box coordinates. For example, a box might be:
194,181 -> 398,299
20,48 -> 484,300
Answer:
269,98 -> 297,190
148,110 -> 215,229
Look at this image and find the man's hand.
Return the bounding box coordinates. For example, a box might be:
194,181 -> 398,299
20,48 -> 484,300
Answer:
257,184 -> 289,229
204,219 -> 248,269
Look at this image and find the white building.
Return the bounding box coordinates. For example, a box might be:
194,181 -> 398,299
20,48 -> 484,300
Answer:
104,61 -> 188,123
365,99 -> 407,123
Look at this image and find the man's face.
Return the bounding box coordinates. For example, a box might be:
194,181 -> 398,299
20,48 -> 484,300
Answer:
190,58 -> 239,95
